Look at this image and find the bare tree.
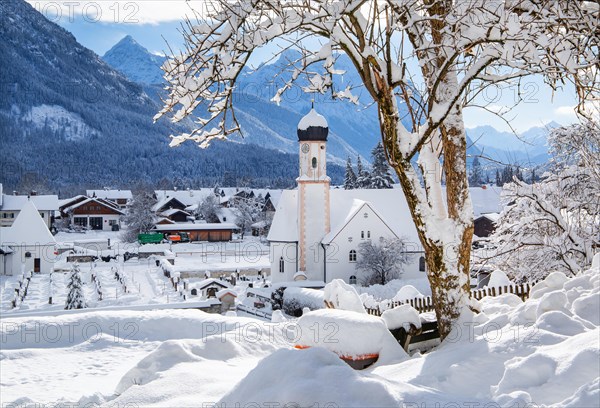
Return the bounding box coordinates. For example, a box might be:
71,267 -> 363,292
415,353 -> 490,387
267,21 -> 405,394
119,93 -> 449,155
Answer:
156,0 -> 599,339
489,121 -> 599,281
233,197 -> 261,239
357,238 -> 412,286
196,194 -> 221,223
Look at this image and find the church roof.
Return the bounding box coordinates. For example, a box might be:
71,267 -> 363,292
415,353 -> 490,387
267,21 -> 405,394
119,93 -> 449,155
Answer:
0,200 -> 56,246
297,108 -> 328,141
268,189 -> 419,244
268,187 -> 503,245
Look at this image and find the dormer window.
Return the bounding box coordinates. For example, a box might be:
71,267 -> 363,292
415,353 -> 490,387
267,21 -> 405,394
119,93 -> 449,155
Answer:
311,157 -> 317,168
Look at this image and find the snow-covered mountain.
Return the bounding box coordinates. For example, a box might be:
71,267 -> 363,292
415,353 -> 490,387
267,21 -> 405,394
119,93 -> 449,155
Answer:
103,36 -> 166,85
101,36 -> 558,168
466,122 -> 560,165
0,0 -> 343,193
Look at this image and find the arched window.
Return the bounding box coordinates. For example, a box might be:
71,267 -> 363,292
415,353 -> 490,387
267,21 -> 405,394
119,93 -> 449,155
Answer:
349,275 -> 357,285
279,256 -> 285,273
360,231 -> 364,239
367,231 -> 371,239
419,256 -> 426,272
349,250 -> 357,262
311,157 -> 317,168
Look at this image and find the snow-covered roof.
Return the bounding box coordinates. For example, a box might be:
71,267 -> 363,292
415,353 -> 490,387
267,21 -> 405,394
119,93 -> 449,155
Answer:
0,201 -> 56,246
0,194 -> 59,211
62,197 -> 124,214
153,223 -> 239,231
298,108 -> 328,130
87,189 -> 132,200
160,208 -> 190,217
154,190 -> 213,207
216,288 -> 237,299
195,278 -> 230,290
469,186 -> 502,215
268,187 -> 503,244
476,212 -> 500,222
268,189 -> 419,245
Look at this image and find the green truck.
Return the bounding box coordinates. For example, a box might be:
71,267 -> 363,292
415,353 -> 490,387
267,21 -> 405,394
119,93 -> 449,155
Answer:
137,233 -> 165,245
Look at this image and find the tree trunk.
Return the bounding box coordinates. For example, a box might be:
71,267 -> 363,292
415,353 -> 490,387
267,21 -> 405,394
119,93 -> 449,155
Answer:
377,82 -> 474,340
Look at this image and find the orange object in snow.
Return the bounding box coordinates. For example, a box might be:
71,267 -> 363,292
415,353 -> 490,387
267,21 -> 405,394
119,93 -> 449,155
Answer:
167,234 -> 181,242
294,345 -> 379,369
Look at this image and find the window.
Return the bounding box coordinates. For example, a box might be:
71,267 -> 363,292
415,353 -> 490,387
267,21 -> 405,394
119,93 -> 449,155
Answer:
2,213 -> 6,219
363,212 -> 368,218
40,212 -> 44,218
10,213 -> 14,218
367,231 -> 371,239
311,157 -> 317,168
349,250 -> 357,262
74,217 -> 88,227
349,275 -> 357,285
279,257 -> 285,273
360,231 -> 364,239
109,220 -> 117,226
419,256 -> 426,272
348,237 -> 353,242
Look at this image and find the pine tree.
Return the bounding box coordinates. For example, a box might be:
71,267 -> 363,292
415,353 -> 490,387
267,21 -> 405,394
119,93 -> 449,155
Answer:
495,169 -> 502,187
65,264 -> 86,310
369,142 -> 394,189
343,157 -> 357,189
468,156 -> 483,187
356,156 -> 371,188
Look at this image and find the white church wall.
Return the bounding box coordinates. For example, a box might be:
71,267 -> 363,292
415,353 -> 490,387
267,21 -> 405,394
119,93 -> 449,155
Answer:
325,204 -> 424,285
270,241 -> 298,284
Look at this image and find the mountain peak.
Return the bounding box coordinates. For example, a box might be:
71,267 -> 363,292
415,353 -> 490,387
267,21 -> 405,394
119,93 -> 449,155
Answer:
103,35 -> 166,85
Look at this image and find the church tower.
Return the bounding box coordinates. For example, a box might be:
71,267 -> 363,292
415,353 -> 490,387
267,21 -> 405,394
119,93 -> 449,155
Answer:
297,107 -> 331,280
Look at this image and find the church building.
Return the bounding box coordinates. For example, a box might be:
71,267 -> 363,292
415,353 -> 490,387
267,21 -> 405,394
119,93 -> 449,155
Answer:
268,108 -> 426,285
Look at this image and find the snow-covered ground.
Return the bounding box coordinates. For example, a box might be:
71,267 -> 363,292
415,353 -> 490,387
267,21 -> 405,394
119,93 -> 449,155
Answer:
1,266 -> 598,406
1,232 -> 269,315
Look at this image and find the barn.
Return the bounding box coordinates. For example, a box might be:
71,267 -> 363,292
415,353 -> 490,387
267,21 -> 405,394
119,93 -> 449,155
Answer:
152,223 -> 238,242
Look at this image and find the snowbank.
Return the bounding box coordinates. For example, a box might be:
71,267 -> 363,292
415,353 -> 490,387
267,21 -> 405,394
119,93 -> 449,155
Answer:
323,279 -> 366,313
381,304 -> 421,331
392,285 -> 425,302
295,309 -> 406,363
220,347 -> 400,408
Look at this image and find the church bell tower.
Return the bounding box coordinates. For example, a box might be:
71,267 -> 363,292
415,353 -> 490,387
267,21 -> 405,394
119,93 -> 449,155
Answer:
297,106 -> 331,280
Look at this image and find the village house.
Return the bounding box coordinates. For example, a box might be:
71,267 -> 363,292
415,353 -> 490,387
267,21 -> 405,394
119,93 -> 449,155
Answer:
268,108 -> 502,286
86,189 -> 132,209
0,185 -> 59,229
59,196 -> 124,231
0,200 -> 56,275
190,278 -> 231,299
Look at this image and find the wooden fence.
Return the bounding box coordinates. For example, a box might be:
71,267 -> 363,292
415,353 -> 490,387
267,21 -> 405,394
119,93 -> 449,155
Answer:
366,281 -> 536,316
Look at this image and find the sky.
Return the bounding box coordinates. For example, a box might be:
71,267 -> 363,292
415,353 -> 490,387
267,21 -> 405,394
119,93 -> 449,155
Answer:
27,0 -> 584,133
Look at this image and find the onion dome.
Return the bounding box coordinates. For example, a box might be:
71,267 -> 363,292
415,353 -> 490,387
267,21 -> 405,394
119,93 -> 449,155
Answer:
297,108 -> 328,142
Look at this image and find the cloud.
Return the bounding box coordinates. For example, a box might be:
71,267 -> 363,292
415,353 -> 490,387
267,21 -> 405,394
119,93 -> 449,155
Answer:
27,1 -> 208,25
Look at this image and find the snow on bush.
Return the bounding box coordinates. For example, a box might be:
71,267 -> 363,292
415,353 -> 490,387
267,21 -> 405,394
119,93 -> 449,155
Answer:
282,287 -> 324,316
485,270 -> 512,288
381,304 -> 422,331
323,279 -> 366,313
295,309 -> 406,363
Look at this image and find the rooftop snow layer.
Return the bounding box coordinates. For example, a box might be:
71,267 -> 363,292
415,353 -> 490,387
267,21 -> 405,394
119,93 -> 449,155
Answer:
298,108 -> 328,130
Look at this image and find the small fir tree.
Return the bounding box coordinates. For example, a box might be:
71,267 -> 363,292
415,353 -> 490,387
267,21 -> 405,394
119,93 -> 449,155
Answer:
65,263 -> 86,310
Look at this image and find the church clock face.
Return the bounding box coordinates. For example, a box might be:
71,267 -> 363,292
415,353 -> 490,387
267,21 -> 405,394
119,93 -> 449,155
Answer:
301,143 -> 310,154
